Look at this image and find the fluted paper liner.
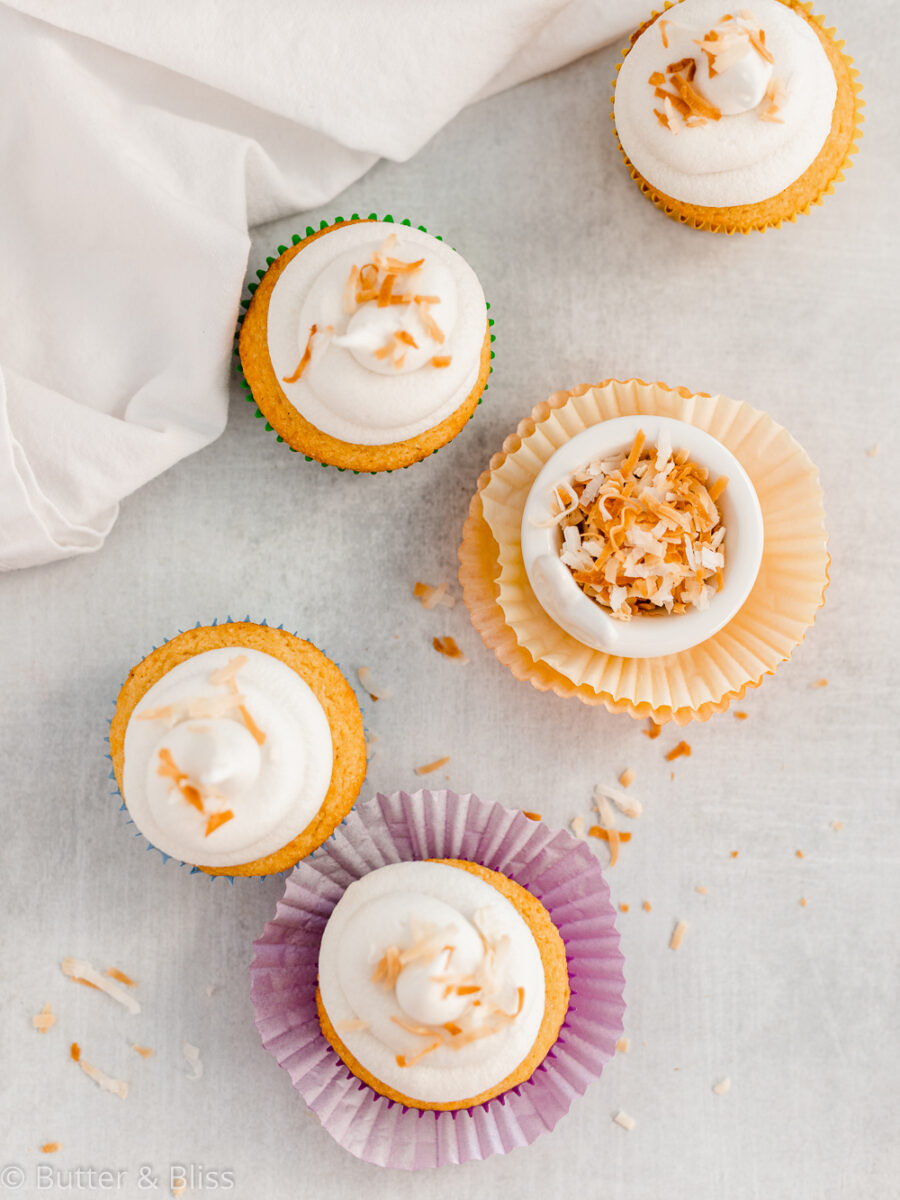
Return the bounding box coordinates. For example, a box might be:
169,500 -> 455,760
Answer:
458,380 -> 828,724
610,0 -> 864,234
250,789 -> 625,1168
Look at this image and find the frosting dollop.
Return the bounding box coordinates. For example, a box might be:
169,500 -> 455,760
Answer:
122,647 -> 333,867
318,861 -> 546,1103
266,221 -> 487,445
614,0 -> 837,206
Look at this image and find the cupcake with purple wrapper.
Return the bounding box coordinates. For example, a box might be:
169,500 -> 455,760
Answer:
250,789 -> 625,1168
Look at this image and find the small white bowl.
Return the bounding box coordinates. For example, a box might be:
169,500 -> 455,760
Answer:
520,415 -> 764,659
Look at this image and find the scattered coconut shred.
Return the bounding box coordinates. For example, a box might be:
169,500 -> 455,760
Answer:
613,1110 -> 636,1132
61,957 -> 141,1015
669,920 -> 688,950
40,1143 -> 62,1154
413,581 -> 456,609
712,1077 -> 732,1096
414,756 -> 450,776
32,1002 -> 56,1034
357,666 -> 392,702
570,815 -> 587,840
546,429 -> 727,622
183,1042 -> 203,1081
70,1042 -> 128,1100
433,636 -> 468,663
616,1037 -> 630,1054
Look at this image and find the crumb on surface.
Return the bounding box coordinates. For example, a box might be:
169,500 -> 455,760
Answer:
40,1143 -> 62,1154
799,897 -> 808,907
356,666 -> 392,701
32,1002 -> 56,1034
616,1037 -> 630,1054
830,820 -> 844,831
730,851 -> 739,859
522,811 -> 541,821
414,755 -> 451,776
642,900 -> 652,912
734,710 -> 748,720
665,740 -> 691,762
131,1044 -> 154,1059
570,815 -> 587,840
669,920 -> 688,950
413,580 -> 456,609
613,1110 -> 636,1131
811,678 -> 828,688
695,885 -> 708,895
619,903 -> 629,913
619,767 -> 635,789
712,1077 -> 731,1095
795,849 -> 804,858
432,635 -> 468,663
644,722 -> 662,739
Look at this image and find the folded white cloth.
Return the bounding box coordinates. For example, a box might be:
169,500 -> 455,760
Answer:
0,0 -> 643,569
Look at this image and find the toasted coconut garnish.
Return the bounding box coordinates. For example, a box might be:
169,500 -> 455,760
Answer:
41,1143 -> 62,1154
831,820 -> 844,832
183,1042 -> 203,1080
712,1076 -> 732,1095
61,958 -> 141,1014
665,740 -> 692,762
432,636 -> 468,663
342,265 -> 360,315
413,580 -> 456,609
73,1048 -> 129,1100
588,826 -> 632,867
282,323 -> 328,383
695,885 -> 709,895
799,897 -> 808,907
553,431 -> 727,621
760,76 -> 786,122
669,920 -> 688,950
616,1036 -> 631,1053
614,1110 -> 636,1131
204,809 -> 234,837
522,811 -> 541,821
619,767 -> 635,789
570,815 -> 587,840
619,903 -> 630,913
734,710 -> 748,720
357,665 -> 392,701
414,755 -> 451,775
596,781 -> 642,820
643,900 -> 652,912
431,355 -> 452,368
416,302 -> 445,345
106,967 -> 137,988
644,721 -> 662,739
811,678 -> 828,688
336,1017 -> 370,1033
131,1044 -> 155,1059
730,850 -> 739,859
32,1002 -> 56,1034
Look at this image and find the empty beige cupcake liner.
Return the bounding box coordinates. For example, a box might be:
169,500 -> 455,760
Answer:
458,379 -> 829,725
610,0 -> 864,235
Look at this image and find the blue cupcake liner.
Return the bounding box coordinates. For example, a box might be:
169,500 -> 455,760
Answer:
233,213 -> 496,473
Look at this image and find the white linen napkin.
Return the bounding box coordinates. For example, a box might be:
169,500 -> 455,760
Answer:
0,0 -> 643,570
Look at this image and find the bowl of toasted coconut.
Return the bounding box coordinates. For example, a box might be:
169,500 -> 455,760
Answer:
520,415 -> 764,658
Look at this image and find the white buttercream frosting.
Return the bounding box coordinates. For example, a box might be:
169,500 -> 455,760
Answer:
266,222 -> 487,445
614,0 -> 837,206
317,861 -> 547,1104
122,647 -> 333,867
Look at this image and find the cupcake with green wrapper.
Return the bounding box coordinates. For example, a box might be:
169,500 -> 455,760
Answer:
237,215 -> 494,472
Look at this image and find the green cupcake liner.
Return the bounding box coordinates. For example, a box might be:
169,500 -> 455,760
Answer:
233,213 -> 495,474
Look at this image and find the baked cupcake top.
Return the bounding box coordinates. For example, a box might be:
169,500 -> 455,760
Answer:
614,0 -> 837,206
265,221 -> 487,445
317,861 -> 547,1104
122,647 -> 333,868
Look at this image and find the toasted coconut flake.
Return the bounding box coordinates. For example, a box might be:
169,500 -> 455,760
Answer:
643,900 -> 652,912
712,1076 -> 732,1095
414,756 -> 451,776
619,903 -> 629,913
811,678 -> 828,688
395,329 -> 418,348
831,820 -> 844,832
182,1042 -> 203,1081
413,580 -> 455,609
342,265 -> 360,315
619,767 -> 636,789
644,721 -> 662,739
658,18 -> 670,47
105,967 -> 136,988
595,781 -> 642,819
695,885 -> 709,895
665,740 -> 692,762
70,1042 -> 81,1062
616,1037 -> 630,1053
669,920 -> 688,950
61,958 -> 141,1014
282,323 -> 319,383
78,1055 -> 129,1100
613,1110 -> 636,1131
570,815 -> 587,840
734,710 -> 748,720
431,355 -> 452,368
432,635 -> 468,663
730,851 -> 739,859
648,70 -> 665,86
396,1037 -> 442,1068
588,826 -> 632,844
172,1181 -> 187,1199
867,443 -> 880,458
799,897 -> 808,907
41,1143 -> 62,1154
357,665 -> 392,701
337,1017 -> 370,1033
522,811 -> 542,821
205,809 -> 234,837
32,1002 -> 56,1034
131,1044 -> 154,1059
795,849 -> 804,859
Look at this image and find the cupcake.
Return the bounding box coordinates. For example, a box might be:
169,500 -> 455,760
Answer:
458,379 -> 829,724
251,790 -> 625,1167
611,0 -> 863,233
109,622 -> 366,877
238,217 -> 493,471
316,859 -> 569,1110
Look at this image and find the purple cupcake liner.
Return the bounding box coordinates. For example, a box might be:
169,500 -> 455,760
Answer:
250,788 -> 625,1168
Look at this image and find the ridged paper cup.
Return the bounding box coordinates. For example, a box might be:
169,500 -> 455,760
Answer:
458,380 -> 829,725
610,0 -> 864,234
250,788 -> 625,1169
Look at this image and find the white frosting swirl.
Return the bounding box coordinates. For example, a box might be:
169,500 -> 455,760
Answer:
266,222 -> 487,445
318,861 -> 546,1104
122,647 -> 333,867
614,0 -> 837,206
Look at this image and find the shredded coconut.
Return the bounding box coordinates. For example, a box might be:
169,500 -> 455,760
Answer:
712,1077 -> 731,1095
616,1037 -> 630,1053
357,666 -> 392,702
414,756 -> 450,776
32,1002 -> 56,1034
61,958 -> 141,1014
613,1110 -> 636,1131
182,1042 -> 203,1081
669,920 -> 688,950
